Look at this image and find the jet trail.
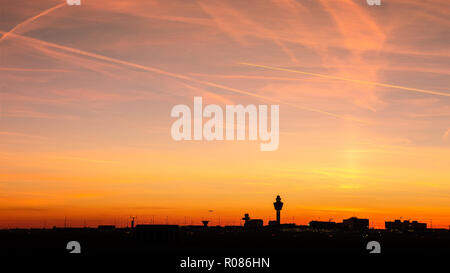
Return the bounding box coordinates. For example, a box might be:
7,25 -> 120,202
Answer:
0,2 -> 66,43
0,31 -> 367,123
240,63 -> 450,97
0,67 -> 71,72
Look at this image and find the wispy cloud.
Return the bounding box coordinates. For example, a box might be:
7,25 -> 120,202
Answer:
443,128 -> 450,141
0,2 -> 66,43
0,67 -> 72,72
0,31 -> 365,122
240,63 -> 450,97
0,131 -> 46,139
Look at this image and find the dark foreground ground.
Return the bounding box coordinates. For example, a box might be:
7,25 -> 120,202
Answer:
1,226 -> 449,270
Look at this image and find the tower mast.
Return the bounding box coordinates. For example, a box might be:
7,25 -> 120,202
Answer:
273,195 -> 283,225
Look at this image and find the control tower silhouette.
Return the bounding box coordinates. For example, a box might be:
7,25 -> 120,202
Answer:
273,195 -> 283,225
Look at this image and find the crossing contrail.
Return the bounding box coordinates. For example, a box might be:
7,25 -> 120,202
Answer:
0,2 -> 66,44
0,2 -> 367,123
0,31 -> 367,123
240,63 -> 450,97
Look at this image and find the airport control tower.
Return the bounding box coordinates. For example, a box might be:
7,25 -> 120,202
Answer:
273,195 -> 283,225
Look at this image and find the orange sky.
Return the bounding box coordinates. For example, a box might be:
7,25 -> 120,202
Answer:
0,0 -> 449,229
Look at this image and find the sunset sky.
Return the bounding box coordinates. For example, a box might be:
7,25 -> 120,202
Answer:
1,0 -> 449,229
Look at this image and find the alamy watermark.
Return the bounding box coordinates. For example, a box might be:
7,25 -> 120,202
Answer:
366,0 -> 381,6
66,0 -> 81,6
170,97 -> 279,151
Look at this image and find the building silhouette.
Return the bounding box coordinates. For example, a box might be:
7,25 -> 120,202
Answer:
308,217 -> 369,231
135,225 -> 179,242
273,195 -> 283,225
341,217 -> 369,231
242,213 -> 263,228
97,225 -> 115,231
385,219 -> 427,232
309,221 -> 337,230
3,194 -> 449,258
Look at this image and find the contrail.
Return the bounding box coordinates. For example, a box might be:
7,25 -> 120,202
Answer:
0,2 -> 66,44
240,63 -> 450,97
0,31 -> 367,123
0,67 -> 71,72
